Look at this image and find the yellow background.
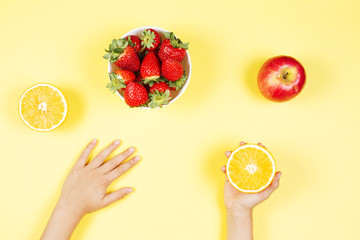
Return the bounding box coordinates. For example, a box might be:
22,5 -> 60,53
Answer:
1,0 -> 359,239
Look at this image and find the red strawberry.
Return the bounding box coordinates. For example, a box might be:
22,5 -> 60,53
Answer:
148,82 -> 172,109
158,32 -> 189,62
114,69 -> 136,84
124,82 -> 148,107
114,46 -> 140,71
140,51 -> 161,83
103,39 -> 140,72
106,70 -> 135,93
162,58 -> 183,81
150,82 -> 170,94
127,35 -> 141,53
140,29 -> 161,51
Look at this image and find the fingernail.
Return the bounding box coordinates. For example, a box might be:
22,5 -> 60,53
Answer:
91,139 -> 97,143
221,166 -> 226,172
134,156 -> 140,162
129,147 -> 135,153
114,140 -> 121,145
127,188 -> 133,194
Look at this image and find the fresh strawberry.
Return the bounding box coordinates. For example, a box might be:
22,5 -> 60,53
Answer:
140,29 -> 161,51
158,32 -> 189,62
114,46 -> 140,72
150,81 -> 170,94
162,58 -> 183,81
127,35 -> 141,53
148,82 -> 171,109
106,70 -> 135,93
114,69 -> 136,84
140,51 -> 161,84
124,82 -> 148,107
103,39 -> 140,72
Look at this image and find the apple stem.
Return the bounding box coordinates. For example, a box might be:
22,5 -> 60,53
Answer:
283,72 -> 289,80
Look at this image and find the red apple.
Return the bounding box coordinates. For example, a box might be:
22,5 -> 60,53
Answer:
257,55 -> 306,102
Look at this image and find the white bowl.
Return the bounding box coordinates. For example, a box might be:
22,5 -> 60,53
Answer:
108,26 -> 192,109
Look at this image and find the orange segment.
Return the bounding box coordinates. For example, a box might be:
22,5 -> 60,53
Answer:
226,144 -> 276,193
19,83 -> 67,131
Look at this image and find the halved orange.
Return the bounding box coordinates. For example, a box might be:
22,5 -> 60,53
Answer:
19,83 -> 67,131
226,144 -> 276,193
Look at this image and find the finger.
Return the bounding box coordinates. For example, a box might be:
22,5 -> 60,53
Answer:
221,165 -> 230,182
259,171 -> 282,198
106,156 -> 141,183
257,142 -> 267,149
103,187 -> 134,207
239,141 -> 246,146
100,147 -> 136,173
74,139 -> 98,168
88,140 -> 121,168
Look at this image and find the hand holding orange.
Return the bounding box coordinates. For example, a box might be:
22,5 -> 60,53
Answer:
226,143 -> 276,193
222,142 -> 282,211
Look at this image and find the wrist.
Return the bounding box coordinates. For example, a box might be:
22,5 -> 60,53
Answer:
226,206 -> 253,220
41,199 -> 84,240
226,207 -> 253,240
55,198 -> 85,221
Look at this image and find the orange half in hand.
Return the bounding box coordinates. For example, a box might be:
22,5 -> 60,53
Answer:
226,144 -> 276,193
19,83 -> 67,131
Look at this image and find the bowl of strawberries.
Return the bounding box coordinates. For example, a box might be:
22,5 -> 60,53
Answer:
103,26 -> 191,109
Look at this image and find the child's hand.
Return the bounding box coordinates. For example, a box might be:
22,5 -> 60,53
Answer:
221,141 -> 282,213
41,139 -> 140,240
57,139 -> 140,217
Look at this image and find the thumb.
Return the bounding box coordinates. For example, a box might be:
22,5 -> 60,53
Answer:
260,171 -> 282,198
103,187 -> 134,206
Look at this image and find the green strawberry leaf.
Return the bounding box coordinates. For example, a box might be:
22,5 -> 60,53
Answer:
166,32 -> 189,49
113,48 -> 122,53
143,77 -> 161,85
180,42 -> 189,50
140,29 -> 156,51
146,77 -> 167,87
127,36 -> 134,46
163,31 -> 171,39
167,72 -> 187,90
117,39 -> 128,49
106,72 -> 126,93
103,38 -> 129,62
103,53 -> 112,59
148,90 -> 171,108
111,39 -> 117,50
